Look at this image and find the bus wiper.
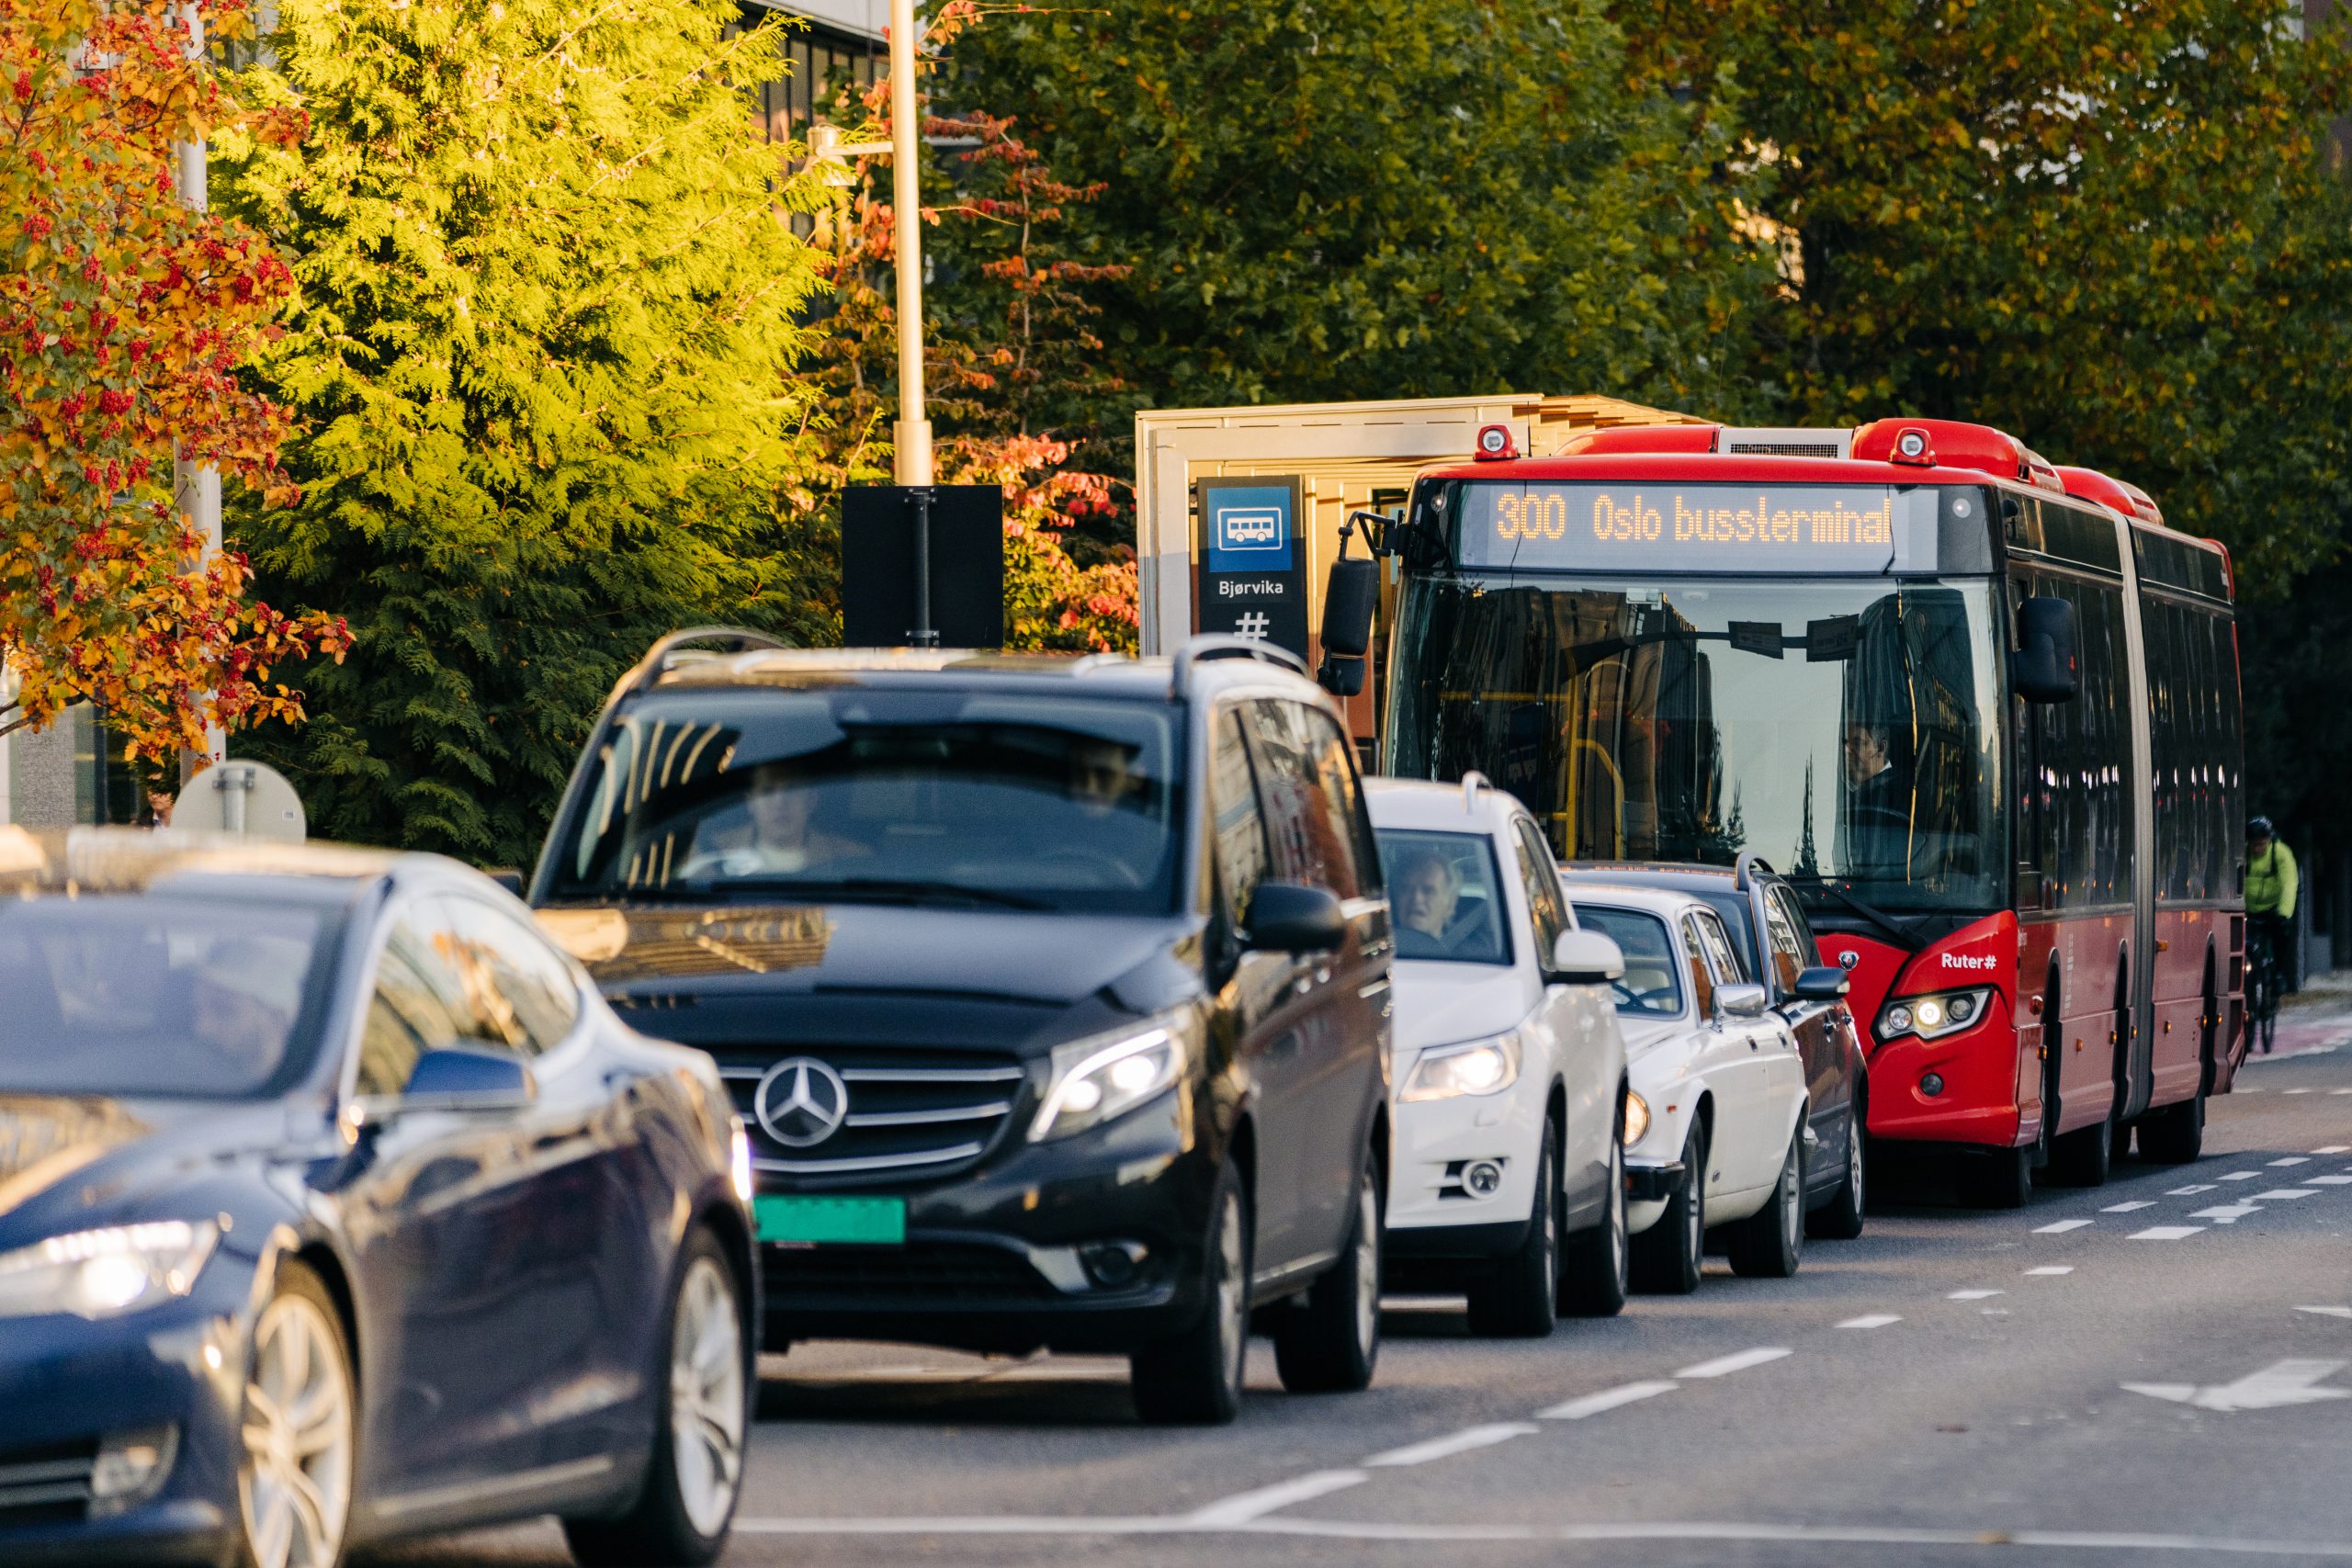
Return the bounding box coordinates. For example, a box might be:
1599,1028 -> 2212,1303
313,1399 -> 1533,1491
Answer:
1781,874 -> 1925,952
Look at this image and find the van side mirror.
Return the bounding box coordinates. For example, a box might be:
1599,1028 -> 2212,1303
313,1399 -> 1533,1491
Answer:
1551,929 -> 1625,984
2012,596 -> 2080,703
350,1045 -> 537,1126
1792,964 -> 1851,1002
1317,555 -> 1379,697
1245,882 -> 1346,953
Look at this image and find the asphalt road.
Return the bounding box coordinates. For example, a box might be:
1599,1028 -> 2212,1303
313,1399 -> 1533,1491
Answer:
373,1022 -> 2352,1568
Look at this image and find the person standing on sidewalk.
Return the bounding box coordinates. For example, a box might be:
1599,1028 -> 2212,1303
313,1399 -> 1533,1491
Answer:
2247,818 -> 2301,1021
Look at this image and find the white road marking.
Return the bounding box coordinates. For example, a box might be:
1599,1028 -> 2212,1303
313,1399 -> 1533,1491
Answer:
1378,1295 -> 1468,1312
2123,1359 -> 2350,1412
2025,1266 -> 2074,1276
2285,1088 -> 2315,1095
2166,1184 -> 2217,1195
2220,1171 -> 2262,1181
1539,1380 -> 1678,1420
1838,1314 -> 1902,1329
2100,1201 -> 2156,1213
2269,1156 -> 2313,1166
2033,1219 -> 2094,1234
2191,1204 -> 2261,1222
2296,1306 -> 2352,1319
2332,1088 -> 2352,1095
1363,1424 -> 1539,1468
2308,1175 -> 2352,1185
2252,1189 -> 2320,1201
1981,1308 -> 2010,1315
1673,1347 -> 1792,1379
2313,1145 -> 2352,1155
2128,1224 -> 2206,1239
734,1515 -> 2352,1553
1949,1289 -> 2004,1301
1186,1470 -> 1366,1525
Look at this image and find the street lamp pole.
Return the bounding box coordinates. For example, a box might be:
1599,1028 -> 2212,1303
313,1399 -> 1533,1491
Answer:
886,0 -> 938,646
175,1 -> 224,781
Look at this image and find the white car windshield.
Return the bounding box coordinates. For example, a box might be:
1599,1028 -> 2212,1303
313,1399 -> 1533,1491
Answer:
1571,904 -> 1684,1017
1374,828 -> 1510,964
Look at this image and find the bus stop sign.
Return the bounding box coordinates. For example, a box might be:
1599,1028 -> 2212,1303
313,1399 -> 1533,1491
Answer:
1196,476 -> 1308,660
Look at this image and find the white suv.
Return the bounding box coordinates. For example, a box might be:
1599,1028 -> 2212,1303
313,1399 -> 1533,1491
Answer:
1367,776 -> 1632,1336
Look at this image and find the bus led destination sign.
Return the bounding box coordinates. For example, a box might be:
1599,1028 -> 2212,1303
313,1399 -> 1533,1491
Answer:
1457,482 -> 1937,575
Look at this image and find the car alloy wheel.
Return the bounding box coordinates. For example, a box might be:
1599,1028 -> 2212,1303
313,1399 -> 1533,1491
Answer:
1729,1128 -> 1804,1278
239,1274 -> 354,1568
669,1254 -> 747,1539
1350,1176 -> 1380,1359
1215,1185 -> 1249,1395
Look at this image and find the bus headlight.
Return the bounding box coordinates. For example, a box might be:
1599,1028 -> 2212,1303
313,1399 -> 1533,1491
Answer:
1877,987 -> 1995,1043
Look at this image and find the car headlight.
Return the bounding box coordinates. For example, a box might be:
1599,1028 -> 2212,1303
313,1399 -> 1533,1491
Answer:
1029,1021 -> 1190,1142
1623,1089 -> 1652,1148
729,1119 -> 754,1203
1401,1031 -> 1522,1102
1877,987 -> 1996,1043
0,1221 -> 220,1321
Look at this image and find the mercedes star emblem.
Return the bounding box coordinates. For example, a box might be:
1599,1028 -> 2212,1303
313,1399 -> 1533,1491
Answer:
754,1057 -> 850,1148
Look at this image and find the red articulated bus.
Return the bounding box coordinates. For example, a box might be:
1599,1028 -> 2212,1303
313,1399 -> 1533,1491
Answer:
1377,415 -> 2245,1205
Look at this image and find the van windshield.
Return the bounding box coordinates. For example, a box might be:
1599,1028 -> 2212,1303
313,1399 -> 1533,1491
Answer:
544,688 -> 1186,915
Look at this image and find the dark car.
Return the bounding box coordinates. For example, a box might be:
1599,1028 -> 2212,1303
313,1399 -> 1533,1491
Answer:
0,830 -> 754,1568
1562,856 -> 1869,1238
529,632 -> 1394,1426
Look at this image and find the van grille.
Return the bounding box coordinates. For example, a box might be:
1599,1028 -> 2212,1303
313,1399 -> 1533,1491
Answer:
714,1046 -> 1029,1185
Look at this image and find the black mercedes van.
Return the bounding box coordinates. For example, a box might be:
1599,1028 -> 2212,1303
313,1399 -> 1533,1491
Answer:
529,634 -> 1393,1425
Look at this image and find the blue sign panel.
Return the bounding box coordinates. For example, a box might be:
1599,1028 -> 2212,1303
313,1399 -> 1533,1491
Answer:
1204,484 -> 1295,573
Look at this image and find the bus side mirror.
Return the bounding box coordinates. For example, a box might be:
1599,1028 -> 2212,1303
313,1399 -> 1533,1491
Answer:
2012,596 -> 2080,704
1317,554 -> 1379,697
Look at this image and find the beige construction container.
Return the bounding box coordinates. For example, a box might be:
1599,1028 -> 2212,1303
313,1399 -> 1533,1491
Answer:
1134,393 -> 1702,742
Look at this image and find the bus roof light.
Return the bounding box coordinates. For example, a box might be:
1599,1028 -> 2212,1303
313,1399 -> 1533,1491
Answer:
1890,427 -> 1936,466
1475,424 -> 1520,461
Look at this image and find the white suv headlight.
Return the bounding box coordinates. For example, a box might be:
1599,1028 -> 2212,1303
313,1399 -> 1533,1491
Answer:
0,1221 -> 220,1321
1029,1020 -> 1191,1142
1401,1031 -> 1522,1102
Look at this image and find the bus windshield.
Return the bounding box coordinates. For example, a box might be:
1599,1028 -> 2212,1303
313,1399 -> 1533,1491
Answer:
1383,575 -> 2006,913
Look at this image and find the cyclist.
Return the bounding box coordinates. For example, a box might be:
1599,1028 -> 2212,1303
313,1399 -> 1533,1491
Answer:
2246,816 -> 2299,1052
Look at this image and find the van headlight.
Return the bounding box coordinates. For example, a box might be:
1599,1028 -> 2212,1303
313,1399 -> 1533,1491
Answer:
1401,1031 -> 1522,1102
1029,1021 -> 1191,1142
0,1222 -> 220,1321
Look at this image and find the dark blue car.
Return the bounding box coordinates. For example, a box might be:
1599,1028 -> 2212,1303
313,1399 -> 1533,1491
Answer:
0,830 -> 756,1568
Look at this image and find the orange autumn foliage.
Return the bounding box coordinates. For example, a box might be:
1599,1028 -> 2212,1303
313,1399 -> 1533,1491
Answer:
0,0 -> 346,764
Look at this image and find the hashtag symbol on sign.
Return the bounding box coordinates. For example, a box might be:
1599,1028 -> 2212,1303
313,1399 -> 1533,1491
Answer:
1235,612 -> 1271,640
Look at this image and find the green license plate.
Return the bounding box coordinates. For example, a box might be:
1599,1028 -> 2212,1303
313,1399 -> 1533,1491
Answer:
755,1194 -> 907,1246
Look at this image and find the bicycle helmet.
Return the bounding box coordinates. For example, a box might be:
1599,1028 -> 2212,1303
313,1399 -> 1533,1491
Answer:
2247,815 -> 2275,840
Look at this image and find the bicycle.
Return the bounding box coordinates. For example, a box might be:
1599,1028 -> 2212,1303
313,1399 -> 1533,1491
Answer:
2246,917 -> 2283,1055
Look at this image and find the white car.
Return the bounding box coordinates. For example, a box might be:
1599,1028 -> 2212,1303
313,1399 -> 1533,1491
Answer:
1566,884 -> 1811,1291
1367,776 -> 1633,1336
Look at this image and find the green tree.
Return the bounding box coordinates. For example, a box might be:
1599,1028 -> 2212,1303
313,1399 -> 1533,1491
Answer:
943,0 -> 1779,422
1614,0 -> 2352,588
217,0 -> 831,863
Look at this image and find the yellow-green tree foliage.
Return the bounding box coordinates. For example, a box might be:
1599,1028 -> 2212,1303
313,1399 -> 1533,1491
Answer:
219,0 -> 831,863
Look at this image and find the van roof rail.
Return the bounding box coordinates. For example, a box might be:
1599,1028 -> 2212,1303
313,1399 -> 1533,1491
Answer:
628,626 -> 790,694
1733,851 -> 1777,891
1462,771 -> 1489,811
1170,635 -> 1307,696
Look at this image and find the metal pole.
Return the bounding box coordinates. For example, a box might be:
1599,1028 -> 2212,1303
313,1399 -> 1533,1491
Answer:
175,1 -> 224,783
908,489 -> 937,647
888,0 -> 930,488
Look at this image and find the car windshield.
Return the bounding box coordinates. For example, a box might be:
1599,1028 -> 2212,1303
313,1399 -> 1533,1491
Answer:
1572,904 -> 1684,1018
547,687 -> 1186,914
1384,573 -> 2006,914
0,895 -> 333,1098
1373,828 -> 1510,964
